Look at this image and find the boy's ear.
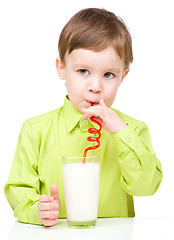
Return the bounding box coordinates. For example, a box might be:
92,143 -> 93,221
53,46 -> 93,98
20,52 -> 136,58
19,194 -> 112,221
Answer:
119,67 -> 130,86
56,58 -> 66,80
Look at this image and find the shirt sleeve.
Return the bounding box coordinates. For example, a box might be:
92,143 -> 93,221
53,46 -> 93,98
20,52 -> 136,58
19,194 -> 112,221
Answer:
111,122 -> 162,196
4,121 -> 42,225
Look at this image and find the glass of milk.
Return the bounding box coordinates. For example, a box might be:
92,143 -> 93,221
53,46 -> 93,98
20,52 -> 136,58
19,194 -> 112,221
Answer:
63,156 -> 100,228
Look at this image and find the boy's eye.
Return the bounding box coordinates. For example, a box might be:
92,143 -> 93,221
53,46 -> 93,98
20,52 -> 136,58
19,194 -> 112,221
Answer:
104,72 -> 114,79
78,69 -> 89,75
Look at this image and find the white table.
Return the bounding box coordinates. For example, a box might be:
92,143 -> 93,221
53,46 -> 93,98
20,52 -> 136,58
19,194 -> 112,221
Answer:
7,217 -> 174,240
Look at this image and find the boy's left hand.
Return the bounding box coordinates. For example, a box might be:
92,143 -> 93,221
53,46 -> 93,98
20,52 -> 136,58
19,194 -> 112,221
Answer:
81,99 -> 127,133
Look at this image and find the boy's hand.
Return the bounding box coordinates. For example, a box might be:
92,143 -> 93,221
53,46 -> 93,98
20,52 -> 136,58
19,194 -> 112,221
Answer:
81,99 -> 127,133
38,184 -> 60,227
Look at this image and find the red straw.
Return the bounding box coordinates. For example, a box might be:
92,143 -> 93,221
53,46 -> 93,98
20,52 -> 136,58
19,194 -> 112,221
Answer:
83,104 -> 102,163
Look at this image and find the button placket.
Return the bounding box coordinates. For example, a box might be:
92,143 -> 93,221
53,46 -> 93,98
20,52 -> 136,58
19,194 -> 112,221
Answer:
80,118 -> 92,132
127,135 -> 132,142
83,120 -> 89,126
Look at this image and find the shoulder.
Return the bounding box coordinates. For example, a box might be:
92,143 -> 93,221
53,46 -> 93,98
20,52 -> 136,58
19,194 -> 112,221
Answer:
112,108 -> 147,130
22,107 -> 62,132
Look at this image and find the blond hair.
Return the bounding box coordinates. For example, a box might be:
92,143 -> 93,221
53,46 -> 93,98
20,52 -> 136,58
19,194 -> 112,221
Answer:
58,8 -> 133,68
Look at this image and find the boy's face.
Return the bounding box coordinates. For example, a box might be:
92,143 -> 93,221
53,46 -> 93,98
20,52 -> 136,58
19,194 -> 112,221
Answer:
56,46 -> 129,113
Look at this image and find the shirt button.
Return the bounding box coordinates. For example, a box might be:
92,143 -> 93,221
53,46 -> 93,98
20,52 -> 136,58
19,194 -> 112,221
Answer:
127,135 -> 132,142
83,120 -> 89,125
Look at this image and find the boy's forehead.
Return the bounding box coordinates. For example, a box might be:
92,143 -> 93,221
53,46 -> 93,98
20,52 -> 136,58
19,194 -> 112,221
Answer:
65,47 -> 125,70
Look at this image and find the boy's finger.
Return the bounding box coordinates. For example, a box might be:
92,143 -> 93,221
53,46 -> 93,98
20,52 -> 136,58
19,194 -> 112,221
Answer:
39,202 -> 60,211
42,218 -> 58,227
40,210 -> 59,219
50,184 -> 60,201
100,99 -> 107,109
82,107 -> 102,118
81,113 -> 91,120
39,195 -> 54,203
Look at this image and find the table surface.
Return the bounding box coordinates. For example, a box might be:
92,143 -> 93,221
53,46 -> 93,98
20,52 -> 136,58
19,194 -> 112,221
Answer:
6,217 -> 174,240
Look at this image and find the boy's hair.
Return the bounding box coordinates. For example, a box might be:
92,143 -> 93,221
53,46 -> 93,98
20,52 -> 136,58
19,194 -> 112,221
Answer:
58,8 -> 133,69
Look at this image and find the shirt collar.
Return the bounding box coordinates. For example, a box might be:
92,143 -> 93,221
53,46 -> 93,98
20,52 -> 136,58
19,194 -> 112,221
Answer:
62,96 -> 84,133
62,95 -> 103,134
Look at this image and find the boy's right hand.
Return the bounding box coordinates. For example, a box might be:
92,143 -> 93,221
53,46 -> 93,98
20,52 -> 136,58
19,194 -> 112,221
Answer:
38,184 -> 60,226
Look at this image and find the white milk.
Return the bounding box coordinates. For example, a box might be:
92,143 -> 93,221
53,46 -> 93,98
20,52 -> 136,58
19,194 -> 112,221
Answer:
63,163 -> 100,222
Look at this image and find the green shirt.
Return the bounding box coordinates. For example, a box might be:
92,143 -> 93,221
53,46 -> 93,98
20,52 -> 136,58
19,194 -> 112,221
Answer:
4,96 -> 162,225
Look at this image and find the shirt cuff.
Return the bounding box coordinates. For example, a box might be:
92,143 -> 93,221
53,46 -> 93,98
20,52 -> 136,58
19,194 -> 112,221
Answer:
111,124 -> 142,153
28,200 -> 42,225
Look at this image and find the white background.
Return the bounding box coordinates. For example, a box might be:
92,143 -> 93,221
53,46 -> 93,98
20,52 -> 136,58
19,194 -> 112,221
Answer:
0,0 -> 174,238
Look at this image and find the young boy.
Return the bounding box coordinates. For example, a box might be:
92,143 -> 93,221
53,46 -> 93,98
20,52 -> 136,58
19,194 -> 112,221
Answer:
5,8 -> 162,227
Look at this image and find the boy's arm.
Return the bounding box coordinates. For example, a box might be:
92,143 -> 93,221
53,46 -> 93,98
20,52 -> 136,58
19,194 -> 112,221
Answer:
81,100 -> 162,196
4,121 -> 42,225
112,122 -> 162,196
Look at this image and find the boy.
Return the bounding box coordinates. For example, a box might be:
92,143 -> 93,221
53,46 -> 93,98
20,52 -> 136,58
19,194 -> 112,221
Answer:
5,8 -> 162,227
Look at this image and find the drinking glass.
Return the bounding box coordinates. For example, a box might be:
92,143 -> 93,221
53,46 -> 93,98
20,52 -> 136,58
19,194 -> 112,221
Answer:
63,156 -> 100,228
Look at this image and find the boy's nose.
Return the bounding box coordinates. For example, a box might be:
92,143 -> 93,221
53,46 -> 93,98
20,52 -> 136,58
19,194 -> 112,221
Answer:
89,78 -> 102,93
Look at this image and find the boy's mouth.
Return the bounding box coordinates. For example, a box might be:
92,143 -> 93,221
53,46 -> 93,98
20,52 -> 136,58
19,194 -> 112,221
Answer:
86,100 -> 99,106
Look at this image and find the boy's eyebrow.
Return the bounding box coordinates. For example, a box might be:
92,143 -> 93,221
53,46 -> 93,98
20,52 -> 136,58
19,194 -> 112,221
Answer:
73,64 -> 89,69
73,64 -> 121,73
106,68 -> 121,74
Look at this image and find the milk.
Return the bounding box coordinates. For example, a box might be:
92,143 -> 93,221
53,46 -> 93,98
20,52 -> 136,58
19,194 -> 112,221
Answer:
63,162 -> 100,224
